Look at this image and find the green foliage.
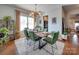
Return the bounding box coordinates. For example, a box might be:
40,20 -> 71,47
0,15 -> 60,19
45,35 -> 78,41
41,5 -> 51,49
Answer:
0,28 -> 9,45
3,16 -> 11,21
0,27 -> 9,34
35,25 -> 42,30
12,23 -> 16,29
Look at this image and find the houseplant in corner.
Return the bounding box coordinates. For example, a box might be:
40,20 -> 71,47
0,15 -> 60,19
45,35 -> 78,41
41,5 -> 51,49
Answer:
3,16 -> 11,29
0,27 -> 9,46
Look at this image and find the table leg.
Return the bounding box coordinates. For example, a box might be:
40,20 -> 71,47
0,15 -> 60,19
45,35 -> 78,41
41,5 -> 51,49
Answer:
39,39 -> 47,49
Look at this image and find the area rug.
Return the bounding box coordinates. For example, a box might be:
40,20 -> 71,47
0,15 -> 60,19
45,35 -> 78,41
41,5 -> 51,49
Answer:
15,37 -> 65,55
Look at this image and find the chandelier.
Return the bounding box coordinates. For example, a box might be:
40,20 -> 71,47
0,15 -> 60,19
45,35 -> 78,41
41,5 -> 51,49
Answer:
29,4 -> 41,17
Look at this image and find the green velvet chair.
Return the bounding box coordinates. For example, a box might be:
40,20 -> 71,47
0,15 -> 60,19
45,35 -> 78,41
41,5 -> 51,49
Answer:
43,31 -> 59,54
24,28 -> 31,45
24,28 -> 29,39
28,31 -> 41,50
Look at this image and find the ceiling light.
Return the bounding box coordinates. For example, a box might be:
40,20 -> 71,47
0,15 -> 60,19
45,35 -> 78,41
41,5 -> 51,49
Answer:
29,4 -> 41,17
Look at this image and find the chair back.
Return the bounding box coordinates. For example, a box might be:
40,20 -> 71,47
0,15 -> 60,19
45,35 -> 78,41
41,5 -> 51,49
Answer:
29,31 -> 39,41
28,31 -> 35,41
24,28 -> 29,38
51,31 -> 59,44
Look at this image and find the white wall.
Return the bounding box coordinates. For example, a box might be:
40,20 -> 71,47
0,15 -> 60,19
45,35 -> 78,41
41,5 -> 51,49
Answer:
35,15 -> 44,30
48,5 -> 62,34
0,4 -> 62,34
0,5 -> 16,20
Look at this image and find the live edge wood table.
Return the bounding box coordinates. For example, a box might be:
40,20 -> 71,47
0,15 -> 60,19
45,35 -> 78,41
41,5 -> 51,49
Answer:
35,32 -> 50,49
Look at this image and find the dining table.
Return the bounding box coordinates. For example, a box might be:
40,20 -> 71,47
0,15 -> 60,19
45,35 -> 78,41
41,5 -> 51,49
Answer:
35,32 -> 50,37
35,32 -> 51,49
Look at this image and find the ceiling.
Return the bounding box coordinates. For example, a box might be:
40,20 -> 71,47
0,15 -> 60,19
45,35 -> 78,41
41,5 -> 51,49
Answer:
63,4 -> 79,12
63,4 -> 79,19
12,4 -> 59,13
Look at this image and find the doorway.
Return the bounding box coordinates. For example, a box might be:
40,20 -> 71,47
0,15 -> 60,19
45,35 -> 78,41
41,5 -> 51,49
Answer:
43,15 -> 48,32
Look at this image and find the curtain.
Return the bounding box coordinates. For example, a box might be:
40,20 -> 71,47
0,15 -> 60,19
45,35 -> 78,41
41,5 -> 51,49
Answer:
15,10 -> 20,39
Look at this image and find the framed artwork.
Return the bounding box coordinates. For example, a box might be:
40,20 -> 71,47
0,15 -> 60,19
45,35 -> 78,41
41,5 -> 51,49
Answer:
52,17 -> 56,24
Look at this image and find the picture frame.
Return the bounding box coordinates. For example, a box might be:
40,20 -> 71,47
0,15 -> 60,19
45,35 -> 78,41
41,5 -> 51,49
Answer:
52,17 -> 56,24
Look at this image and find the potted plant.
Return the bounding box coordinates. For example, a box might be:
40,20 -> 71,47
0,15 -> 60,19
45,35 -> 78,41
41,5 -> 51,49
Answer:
3,16 -> 11,29
35,25 -> 42,32
0,27 -> 9,34
0,27 -> 9,45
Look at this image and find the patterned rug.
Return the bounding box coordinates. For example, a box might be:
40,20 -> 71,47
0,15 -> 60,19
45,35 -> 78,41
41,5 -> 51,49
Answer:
15,37 -> 65,55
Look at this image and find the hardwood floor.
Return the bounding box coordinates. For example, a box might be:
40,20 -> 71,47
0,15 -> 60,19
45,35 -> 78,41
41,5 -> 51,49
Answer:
0,37 -> 79,55
0,41 -> 16,55
63,34 -> 79,55
63,40 -> 79,55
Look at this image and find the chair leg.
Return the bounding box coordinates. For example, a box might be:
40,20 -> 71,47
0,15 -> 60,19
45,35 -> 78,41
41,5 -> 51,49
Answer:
26,38 -> 30,46
33,42 -> 36,51
51,43 -> 58,55
51,46 -> 54,55
52,43 -> 58,49
54,43 -> 58,49
27,39 -> 30,45
43,45 -> 53,55
33,41 -> 40,51
27,40 -> 28,45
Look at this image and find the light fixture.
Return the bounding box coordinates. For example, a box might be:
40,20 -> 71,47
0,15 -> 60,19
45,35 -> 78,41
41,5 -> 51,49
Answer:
29,4 -> 41,17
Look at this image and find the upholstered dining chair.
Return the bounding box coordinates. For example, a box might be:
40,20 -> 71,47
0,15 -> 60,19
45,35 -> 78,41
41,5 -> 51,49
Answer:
43,31 -> 59,54
24,28 -> 31,46
24,28 -> 29,39
28,31 -> 42,50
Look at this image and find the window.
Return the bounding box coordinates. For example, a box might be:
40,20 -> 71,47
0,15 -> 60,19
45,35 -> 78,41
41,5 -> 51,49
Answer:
20,16 -> 27,31
28,17 -> 34,29
20,16 -> 34,31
